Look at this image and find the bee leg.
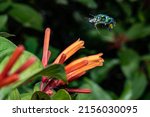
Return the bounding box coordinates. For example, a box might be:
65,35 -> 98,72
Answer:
94,24 -> 98,30
94,24 -> 101,34
108,28 -> 112,31
108,24 -> 113,31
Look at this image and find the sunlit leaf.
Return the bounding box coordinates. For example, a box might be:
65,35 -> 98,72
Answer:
21,93 -> 32,100
0,37 -> 43,99
8,88 -> 21,100
0,36 -> 16,62
0,37 -> 66,99
33,82 -> 40,92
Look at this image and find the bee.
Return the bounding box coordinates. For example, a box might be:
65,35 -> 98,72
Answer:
88,14 -> 116,31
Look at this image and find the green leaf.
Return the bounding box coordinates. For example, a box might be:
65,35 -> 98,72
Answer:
0,32 -> 15,38
49,46 -> 60,63
21,93 -> 32,100
118,2 -> 131,17
141,55 -> 150,80
76,0 -> 98,9
126,23 -> 150,40
87,29 -> 115,42
146,64 -> 150,80
119,80 -> 132,100
142,55 -> 150,80
0,15 -> 8,30
9,3 -> 43,31
76,79 -> 112,100
0,37 -> 16,51
119,48 -> 147,99
8,88 -> 21,100
51,89 -> 71,100
99,30 -> 115,42
0,37 -> 43,99
0,51 -> 43,99
141,55 -> 150,61
126,23 -> 144,40
120,70 -> 147,99
0,1 -> 11,12
142,92 -> 150,100
114,23 -> 125,34
140,26 -> 150,38
73,11 -> 84,22
0,37 -> 66,99
33,82 -> 40,92
24,35 -> 38,53
138,11 -> 145,22
0,36 -> 16,62
131,71 -> 147,99
90,59 -> 119,83
0,51 -> 43,86
31,91 -> 50,100
56,0 -> 68,5
31,64 -> 67,83
118,48 -> 140,79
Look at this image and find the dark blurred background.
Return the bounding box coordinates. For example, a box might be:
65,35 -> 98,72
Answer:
0,0 -> 150,99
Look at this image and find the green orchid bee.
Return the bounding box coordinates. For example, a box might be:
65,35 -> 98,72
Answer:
88,14 -> 116,31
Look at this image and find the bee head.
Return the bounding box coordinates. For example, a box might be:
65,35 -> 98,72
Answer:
88,17 -> 97,24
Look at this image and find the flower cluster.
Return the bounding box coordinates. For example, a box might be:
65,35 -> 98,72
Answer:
0,45 -> 36,88
40,28 -> 104,95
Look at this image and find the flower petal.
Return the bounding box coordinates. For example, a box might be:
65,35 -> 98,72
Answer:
54,39 -> 84,64
0,45 -> 24,79
42,28 -> 51,67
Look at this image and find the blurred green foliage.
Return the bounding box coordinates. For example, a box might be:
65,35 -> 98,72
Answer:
0,0 -> 150,99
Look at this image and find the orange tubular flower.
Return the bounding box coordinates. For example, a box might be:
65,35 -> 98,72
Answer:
66,53 -> 104,82
65,88 -> 91,93
0,45 -> 36,88
41,27 -> 104,95
56,53 -> 104,86
42,28 -> 51,67
53,39 -> 84,64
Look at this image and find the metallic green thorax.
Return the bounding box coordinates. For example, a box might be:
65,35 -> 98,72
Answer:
88,14 -> 116,30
